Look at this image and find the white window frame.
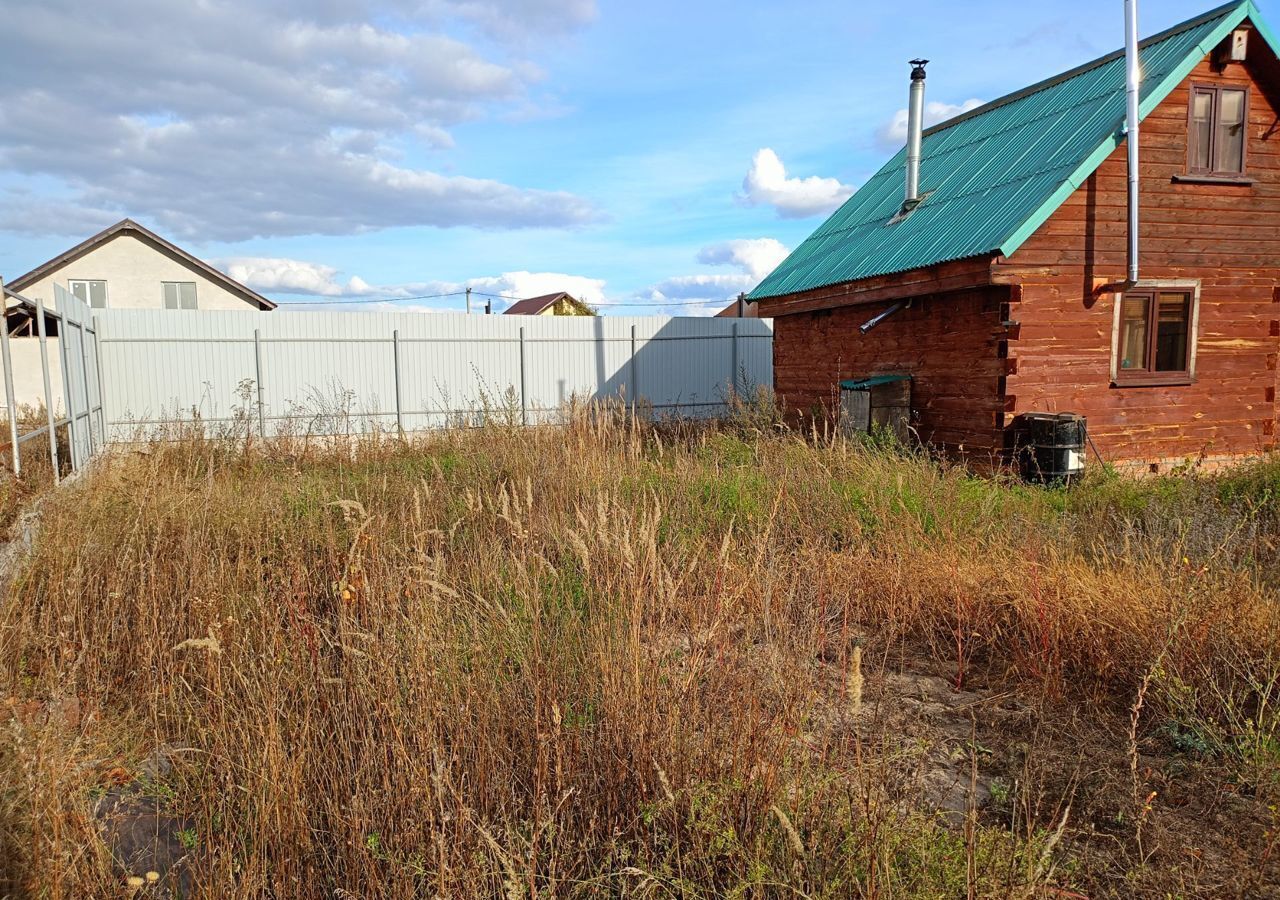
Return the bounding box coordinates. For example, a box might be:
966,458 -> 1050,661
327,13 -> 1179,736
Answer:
67,279 -> 108,308
162,281 -> 198,310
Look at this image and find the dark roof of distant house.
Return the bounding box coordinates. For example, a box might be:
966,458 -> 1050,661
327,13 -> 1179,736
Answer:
8,218 -> 277,310
503,292 -> 593,315
750,0 -> 1277,301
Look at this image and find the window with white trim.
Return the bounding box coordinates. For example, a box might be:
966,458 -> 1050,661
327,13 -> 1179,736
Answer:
1188,84 -> 1248,177
1113,284 -> 1199,386
68,279 -> 108,308
162,282 -> 197,310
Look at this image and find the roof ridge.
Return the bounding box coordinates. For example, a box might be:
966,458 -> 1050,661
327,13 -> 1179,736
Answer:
922,0 -> 1248,139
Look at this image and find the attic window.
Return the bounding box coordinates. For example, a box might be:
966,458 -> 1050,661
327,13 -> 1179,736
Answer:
1187,84 -> 1248,177
68,279 -> 107,308
163,282 -> 197,310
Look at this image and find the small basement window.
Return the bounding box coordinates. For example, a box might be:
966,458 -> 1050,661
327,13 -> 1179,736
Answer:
1187,84 -> 1248,177
68,279 -> 108,308
163,281 -> 197,310
1112,284 -> 1199,386
839,374 -> 912,440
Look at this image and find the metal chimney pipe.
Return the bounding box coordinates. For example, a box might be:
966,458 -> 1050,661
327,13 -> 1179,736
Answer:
1124,0 -> 1140,284
905,59 -> 929,207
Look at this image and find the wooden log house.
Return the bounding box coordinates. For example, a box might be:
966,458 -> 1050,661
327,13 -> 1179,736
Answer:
750,1 -> 1280,472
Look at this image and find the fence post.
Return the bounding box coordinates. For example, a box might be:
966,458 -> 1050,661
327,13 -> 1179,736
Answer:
56,304 -> 80,471
0,278 -> 18,477
253,328 -> 266,438
629,324 -> 637,408
392,328 -> 404,437
518,326 -> 528,426
731,321 -> 740,398
92,315 -> 107,445
34,297 -> 59,483
77,319 -> 95,458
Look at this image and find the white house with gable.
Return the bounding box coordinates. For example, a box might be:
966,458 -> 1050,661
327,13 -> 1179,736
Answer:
4,218 -> 274,411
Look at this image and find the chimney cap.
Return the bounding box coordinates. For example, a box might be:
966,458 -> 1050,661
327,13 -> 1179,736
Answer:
910,58 -> 929,80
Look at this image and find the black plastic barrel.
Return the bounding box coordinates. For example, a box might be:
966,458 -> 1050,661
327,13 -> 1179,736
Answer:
1018,413 -> 1087,485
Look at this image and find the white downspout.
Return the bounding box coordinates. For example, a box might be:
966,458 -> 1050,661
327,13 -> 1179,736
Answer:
1125,0 -> 1141,284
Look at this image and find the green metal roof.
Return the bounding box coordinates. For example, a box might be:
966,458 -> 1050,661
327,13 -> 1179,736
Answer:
750,1 -> 1277,301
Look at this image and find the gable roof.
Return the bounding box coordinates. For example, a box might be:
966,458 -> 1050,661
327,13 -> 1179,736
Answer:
8,218 -> 277,310
750,1 -> 1277,301
503,292 -> 593,315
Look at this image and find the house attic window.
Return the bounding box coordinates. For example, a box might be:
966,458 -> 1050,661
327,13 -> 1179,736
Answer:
1188,84 -> 1248,176
68,279 -> 107,308
163,282 -> 197,310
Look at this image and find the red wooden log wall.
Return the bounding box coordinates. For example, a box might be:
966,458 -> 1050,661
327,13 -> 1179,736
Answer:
771,287 -> 1008,460
998,52 -> 1280,468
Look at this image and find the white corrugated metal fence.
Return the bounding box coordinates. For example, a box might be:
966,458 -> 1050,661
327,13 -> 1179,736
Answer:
96,310 -> 773,437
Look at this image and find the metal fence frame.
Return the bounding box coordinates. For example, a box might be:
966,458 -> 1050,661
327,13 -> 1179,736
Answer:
1,278 -> 106,482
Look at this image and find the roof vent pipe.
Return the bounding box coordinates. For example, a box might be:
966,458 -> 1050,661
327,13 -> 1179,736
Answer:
904,59 -> 929,210
1124,0 -> 1140,284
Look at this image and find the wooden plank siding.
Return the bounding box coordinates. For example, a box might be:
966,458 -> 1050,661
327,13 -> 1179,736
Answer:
998,52 -> 1280,467
771,287 -> 1009,461
766,47 -> 1280,471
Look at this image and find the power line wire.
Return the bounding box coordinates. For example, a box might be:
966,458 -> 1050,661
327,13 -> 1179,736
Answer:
463,289 -> 732,307
594,300 -> 731,307
278,291 -> 468,306
275,289 -> 735,309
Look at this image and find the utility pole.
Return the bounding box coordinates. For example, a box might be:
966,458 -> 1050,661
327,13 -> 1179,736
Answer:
737,292 -> 746,318
466,286 -> 472,315
485,300 -> 492,315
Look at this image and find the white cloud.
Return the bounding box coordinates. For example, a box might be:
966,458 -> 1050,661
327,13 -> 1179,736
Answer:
739,149 -> 854,219
221,248 -> 786,318
218,255 -> 609,312
876,98 -> 985,149
469,271 -> 608,308
218,257 -> 380,297
636,236 -> 791,317
644,274 -> 755,301
0,0 -> 597,241
637,275 -> 751,318
696,238 -> 789,282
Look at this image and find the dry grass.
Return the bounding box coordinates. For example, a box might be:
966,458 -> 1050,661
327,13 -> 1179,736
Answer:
1,411 -> 1279,898
0,404 -> 75,531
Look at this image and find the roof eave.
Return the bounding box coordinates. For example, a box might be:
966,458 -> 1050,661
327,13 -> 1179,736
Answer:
750,249 -> 995,302
753,253 -> 998,313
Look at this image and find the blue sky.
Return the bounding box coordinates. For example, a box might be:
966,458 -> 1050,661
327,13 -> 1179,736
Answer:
0,0 -> 1228,314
